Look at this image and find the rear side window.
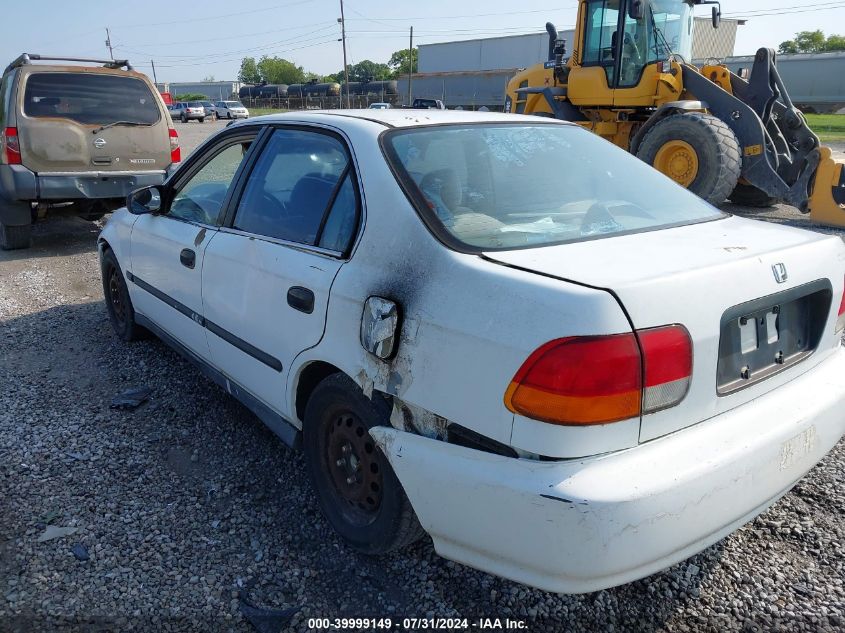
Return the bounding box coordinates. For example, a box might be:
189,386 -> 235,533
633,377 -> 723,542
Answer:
0,72 -> 13,126
233,128 -> 357,251
23,72 -> 160,125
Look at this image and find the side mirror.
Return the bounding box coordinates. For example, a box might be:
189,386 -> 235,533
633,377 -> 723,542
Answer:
712,5 -> 721,29
628,0 -> 644,20
128,185 -> 163,215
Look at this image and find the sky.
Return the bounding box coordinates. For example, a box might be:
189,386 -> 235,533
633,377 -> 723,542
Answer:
4,1 -> 845,83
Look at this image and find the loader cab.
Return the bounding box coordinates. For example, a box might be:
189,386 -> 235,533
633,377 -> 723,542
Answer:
568,0 -> 695,107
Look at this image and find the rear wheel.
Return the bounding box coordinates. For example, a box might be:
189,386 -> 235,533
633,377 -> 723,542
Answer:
198,117 -> 205,123
0,222 -> 32,250
101,249 -> 145,342
728,183 -> 778,207
303,373 -> 424,554
180,114 -> 187,123
637,112 -> 742,206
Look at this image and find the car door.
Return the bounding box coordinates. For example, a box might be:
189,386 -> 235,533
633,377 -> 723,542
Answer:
201,126 -> 360,413
129,127 -> 263,361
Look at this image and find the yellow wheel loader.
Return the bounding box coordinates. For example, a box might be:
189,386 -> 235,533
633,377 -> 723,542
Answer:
505,0 -> 845,227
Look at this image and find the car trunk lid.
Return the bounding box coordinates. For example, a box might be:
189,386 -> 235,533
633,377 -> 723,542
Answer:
18,69 -> 170,173
484,216 -> 845,442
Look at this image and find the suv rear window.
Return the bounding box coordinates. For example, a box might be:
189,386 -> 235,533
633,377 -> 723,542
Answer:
23,72 -> 160,125
382,123 -> 723,251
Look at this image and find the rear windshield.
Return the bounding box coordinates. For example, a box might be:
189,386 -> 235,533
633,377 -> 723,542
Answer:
382,123 -> 723,251
23,72 -> 160,125
224,102 -> 243,107
188,101 -> 203,107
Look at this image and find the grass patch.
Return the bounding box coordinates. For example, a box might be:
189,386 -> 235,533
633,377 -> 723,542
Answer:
248,107 -> 289,116
806,113 -> 845,143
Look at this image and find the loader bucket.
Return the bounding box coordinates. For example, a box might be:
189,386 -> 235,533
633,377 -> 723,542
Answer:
808,147 -> 845,228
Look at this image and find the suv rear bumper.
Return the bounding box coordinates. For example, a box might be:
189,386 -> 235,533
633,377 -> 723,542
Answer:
371,345 -> 845,594
0,164 -> 166,202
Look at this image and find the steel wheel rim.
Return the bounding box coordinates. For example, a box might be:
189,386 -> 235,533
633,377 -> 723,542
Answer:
324,411 -> 383,525
654,140 -> 699,187
108,268 -> 126,325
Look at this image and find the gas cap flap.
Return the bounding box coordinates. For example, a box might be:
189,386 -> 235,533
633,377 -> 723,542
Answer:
361,297 -> 400,360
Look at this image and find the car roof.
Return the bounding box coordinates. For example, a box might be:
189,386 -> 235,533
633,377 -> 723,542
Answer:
241,109 -> 568,129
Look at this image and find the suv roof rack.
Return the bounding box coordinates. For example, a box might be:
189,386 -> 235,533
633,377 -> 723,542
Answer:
5,54 -> 133,74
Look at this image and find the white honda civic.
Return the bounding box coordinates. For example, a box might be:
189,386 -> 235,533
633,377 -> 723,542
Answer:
98,109 -> 845,594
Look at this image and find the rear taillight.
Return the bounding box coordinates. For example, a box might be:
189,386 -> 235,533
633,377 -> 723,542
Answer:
169,128 -> 181,163
504,325 -> 692,426
836,275 -> 845,334
639,325 -> 693,413
2,127 -> 21,165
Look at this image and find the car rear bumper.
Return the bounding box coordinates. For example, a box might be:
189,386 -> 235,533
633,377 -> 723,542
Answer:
0,165 -> 167,202
371,345 -> 845,594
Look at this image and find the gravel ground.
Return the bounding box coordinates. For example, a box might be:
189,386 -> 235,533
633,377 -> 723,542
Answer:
0,127 -> 844,632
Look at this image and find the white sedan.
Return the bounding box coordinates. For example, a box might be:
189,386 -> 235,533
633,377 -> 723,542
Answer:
213,100 -> 249,119
98,109 -> 845,594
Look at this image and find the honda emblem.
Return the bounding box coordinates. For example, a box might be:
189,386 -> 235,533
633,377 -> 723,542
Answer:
772,263 -> 788,284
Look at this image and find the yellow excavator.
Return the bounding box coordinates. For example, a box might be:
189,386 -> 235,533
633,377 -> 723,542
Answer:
505,0 -> 845,227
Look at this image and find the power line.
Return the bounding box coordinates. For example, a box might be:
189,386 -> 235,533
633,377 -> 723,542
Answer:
117,20 -> 336,50
112,0 -> 316,30
116,24 -> 339,62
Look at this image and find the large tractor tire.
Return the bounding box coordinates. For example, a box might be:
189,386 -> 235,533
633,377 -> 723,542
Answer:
637,112 -> 742,206
728,183 -> 778,208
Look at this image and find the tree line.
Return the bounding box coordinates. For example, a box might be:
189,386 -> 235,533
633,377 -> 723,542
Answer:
237,49 -> 418,86
779,30 -> 845,54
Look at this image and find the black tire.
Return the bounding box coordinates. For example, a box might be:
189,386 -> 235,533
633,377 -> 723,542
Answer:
180,114 -> 187,123
728,183 -> 778,208
636,112 -> 742,206
0,222 -> 32,250
100,248 -> 145,342
303,373 -> 424,554
227,112 -> 232,119
198,117 -> 205,123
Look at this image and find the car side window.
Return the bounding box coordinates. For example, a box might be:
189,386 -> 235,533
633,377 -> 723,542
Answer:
233,128 -> 357,250
169,140 -> 253,226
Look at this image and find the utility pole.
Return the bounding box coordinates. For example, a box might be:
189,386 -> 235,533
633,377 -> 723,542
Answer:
105,28 -> 114,61
407,26 -> 413,106
150,59 -> 158,85
338,1 -> 350,109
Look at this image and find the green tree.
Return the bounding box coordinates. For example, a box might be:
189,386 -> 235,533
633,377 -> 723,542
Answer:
346,60 -> 392,82
388,48 -> 418,77
778,30 -> 845,54
174,93 -> 207,101
256,56 -> 305,85
238,57 -> 261,84
825,34 -> 845,51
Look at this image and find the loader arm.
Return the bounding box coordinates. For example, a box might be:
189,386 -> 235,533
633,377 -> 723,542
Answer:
683,49 -> 845,224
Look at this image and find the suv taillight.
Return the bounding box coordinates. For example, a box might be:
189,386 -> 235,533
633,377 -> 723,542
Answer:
169,128 -> 181,163
836,275 -> 845,334
2,127 -> 21,165
504,325 -> 692,426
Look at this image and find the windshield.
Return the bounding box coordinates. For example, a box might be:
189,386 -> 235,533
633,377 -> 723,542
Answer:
23,72 -> 160,126
382,123 -> 722,251
648,0 -> 694,61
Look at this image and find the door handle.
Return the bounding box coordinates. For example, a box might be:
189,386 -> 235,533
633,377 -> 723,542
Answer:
287,286 -> 315,314
180,248 -> 196,269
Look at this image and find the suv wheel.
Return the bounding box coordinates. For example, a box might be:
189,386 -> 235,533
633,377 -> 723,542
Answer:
180,113 -> 187,123
0,222 -> 32,250
100,248 -> 145,341
198,117 -> 205,123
